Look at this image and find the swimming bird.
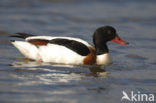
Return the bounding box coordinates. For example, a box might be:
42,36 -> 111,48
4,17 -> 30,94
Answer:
10,26 -> 128,65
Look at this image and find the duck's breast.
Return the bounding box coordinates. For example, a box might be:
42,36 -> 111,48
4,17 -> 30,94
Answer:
96,53 -> 112,65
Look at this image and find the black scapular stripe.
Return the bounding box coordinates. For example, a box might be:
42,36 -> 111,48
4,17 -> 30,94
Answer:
50,39 -> 90,56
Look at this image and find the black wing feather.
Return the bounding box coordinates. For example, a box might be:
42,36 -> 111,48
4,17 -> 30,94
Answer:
50,38 -> 90,56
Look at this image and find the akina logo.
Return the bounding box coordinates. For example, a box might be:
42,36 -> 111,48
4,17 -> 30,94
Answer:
121,91 -> 155,102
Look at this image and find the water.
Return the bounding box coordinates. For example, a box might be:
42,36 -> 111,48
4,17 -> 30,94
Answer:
0,0 -> 156,103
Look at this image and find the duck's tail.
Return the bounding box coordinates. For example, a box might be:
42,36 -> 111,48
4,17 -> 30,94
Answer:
11,40 -> 39,60
10,33 -> 35,39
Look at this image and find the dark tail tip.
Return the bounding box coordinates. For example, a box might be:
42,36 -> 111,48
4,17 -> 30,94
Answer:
10,40 -> 15,42
10,32 -> 35,39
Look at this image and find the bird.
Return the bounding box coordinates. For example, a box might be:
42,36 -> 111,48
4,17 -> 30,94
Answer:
10,26 -> 128,65
121,91 -> 131,101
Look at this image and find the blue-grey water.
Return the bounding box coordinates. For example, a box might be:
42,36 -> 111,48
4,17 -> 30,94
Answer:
0,0 -> 156,103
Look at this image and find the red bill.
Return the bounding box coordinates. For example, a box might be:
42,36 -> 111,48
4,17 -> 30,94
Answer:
112,36 -> 129,45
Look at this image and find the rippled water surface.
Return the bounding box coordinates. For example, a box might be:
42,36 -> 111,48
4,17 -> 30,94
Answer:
0,0 -> 156,103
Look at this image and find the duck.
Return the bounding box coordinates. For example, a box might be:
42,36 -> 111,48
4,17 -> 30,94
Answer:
10,26 -> 128,65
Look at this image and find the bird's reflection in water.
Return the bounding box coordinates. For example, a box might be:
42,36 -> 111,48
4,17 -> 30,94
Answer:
11,58 -> 109,78
86,65 -> 109,78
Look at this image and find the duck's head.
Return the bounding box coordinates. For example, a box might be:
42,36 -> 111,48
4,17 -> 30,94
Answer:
93,26 -> 128,55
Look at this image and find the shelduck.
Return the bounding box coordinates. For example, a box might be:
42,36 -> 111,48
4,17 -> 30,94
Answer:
10,26 -> 128,65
